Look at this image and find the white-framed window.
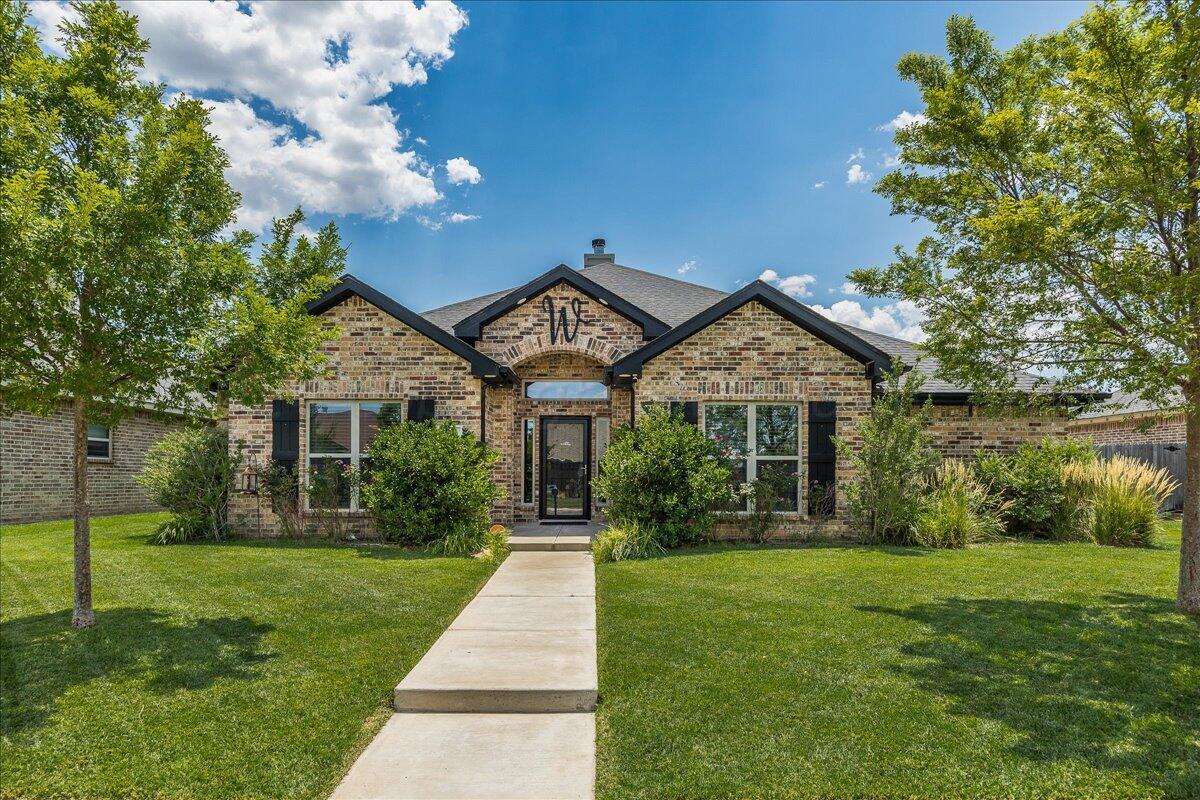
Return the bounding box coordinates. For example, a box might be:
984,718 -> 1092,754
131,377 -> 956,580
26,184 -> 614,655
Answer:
307,400 -> 404,511
704,403 -> 801,512
86,422 -> 111,461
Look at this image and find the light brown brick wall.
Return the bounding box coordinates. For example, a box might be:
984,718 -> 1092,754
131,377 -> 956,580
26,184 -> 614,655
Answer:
1,404 -> 185,524
475,282 -> 646,365
228,294 -> 482,537
491,351 -> 631,524
926,404 -> 1070,458
1066,412 -> 1186,445
635,300 -> 875,540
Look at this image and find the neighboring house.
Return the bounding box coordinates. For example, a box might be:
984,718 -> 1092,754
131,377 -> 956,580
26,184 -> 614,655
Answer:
1067,389 -> 1187,511
1067,389 -> 1186,445
228,239 -> 1094,539
1,403 -> 187,524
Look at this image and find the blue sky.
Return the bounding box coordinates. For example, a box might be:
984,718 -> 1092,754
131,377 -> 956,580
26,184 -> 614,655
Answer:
32,1 -> 1090,334
347,1 -> 1088,315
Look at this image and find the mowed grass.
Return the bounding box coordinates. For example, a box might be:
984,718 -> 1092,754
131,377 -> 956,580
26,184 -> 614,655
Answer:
1,513 -> 494,800
596,521 -> 1198,800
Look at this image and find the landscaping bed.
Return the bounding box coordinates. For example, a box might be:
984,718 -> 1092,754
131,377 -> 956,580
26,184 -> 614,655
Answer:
0,513 -> 494,800
595,521 -> 1197,799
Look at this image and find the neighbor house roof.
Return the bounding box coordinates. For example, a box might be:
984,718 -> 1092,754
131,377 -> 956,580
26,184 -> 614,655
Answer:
1073,389 -> 1184,420
422,261 -> 1067,399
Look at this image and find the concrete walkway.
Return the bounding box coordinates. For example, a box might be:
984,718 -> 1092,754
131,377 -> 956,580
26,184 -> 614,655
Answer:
330,549 -> 597,800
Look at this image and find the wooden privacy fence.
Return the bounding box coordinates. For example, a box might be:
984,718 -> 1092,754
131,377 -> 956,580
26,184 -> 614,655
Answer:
1097,443 -> 1187,511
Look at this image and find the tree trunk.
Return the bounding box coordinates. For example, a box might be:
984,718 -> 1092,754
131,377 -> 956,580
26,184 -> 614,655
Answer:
71,397 -> 95,628
1178,397 -> 1200,615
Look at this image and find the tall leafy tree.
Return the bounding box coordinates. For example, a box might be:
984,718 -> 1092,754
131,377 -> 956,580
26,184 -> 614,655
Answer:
852,0 -> 1200,613
0,1 -> 341,627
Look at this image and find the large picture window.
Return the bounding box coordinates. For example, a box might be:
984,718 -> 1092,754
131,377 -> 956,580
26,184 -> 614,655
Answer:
704,403 -> 800,512
307,400 -> 404,510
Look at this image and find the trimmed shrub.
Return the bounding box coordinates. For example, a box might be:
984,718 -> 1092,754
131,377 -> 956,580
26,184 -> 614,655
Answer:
592,523 -> 664,563
914,460 -> 1009,548
137,427 -> 241,544
592,406 -> 735,547
359,420 -> 504,552
974,437 -> 1095,539
837,367 -> 939,544
1064,455 -> 1178,547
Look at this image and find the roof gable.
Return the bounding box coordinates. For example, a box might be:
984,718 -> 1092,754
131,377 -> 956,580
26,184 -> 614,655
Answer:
610,280 -> 894,380
452,265 -> 671,342
308,275 -> 512,383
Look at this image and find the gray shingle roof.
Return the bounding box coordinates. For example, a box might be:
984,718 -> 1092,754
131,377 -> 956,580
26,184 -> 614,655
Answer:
1074,389 -> 1183,419
421,262 -> 1054,396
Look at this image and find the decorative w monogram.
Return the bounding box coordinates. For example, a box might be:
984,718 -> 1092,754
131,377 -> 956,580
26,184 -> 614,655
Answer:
543,296 -> 583,344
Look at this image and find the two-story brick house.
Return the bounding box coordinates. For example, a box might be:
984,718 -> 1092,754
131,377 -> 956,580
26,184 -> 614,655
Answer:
227,239 -> 1085,538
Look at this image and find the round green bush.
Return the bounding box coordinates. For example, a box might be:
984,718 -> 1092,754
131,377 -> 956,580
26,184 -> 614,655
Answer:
592,406 -> 735,547
359,420 -> 504,553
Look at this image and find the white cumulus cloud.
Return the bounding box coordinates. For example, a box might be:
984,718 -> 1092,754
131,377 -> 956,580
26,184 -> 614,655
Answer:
445,157 -> 482,185
447,212 -> 479,223
812,181 -> 826,189
811,299 -> 927,342
882,152 -> 902,169
759,269 -> 816,299
29,0 -> 472,231
846,163 -> 872,185
677,259 -> 698,275
880,110 -> 928,131
846,147 -> 865,163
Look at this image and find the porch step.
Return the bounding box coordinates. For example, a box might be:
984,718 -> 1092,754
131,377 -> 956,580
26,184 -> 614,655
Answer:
393,552 -> 597,714
507,522 -> 599,552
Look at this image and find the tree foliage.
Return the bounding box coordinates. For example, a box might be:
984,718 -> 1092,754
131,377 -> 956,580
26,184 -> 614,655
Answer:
852,1 -> 1200,612
836,367 -> 939,543
0,1 -> 343,625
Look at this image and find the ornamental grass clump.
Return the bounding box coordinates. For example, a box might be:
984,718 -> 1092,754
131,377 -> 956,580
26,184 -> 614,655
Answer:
913,460 -> 1009,548
593,523 -> 665,563
1063,456 -> 1178,547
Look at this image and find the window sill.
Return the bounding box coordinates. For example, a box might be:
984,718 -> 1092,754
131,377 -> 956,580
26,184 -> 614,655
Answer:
87,457 -> 113,464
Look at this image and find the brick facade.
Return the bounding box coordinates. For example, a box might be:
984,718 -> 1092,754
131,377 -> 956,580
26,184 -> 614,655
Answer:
228,293 -> 482,536
1066,411 -> 1187,445
1,404 -> 185,524
636,300 -> 874,539
225,275 -> 1072,542
927,404 -> 1070,458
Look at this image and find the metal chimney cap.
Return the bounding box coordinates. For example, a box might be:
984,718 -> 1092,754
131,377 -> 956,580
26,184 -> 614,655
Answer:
591,238 -> 606,254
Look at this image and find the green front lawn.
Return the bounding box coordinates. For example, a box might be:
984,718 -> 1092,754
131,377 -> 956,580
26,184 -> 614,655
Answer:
1,513 -> 494,800
596,522 -> 1198,800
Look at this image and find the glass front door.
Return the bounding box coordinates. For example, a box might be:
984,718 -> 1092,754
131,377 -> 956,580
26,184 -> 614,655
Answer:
539,416 -> 591,519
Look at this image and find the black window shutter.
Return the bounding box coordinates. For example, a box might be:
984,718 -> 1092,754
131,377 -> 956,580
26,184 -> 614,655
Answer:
807,401 -> 836,515
271,400 -> 299,473
669,401 -> 699,426
408,397 -> 436,422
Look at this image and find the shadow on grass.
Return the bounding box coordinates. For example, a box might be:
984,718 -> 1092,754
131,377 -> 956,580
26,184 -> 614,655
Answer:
860,592 -> 1200,798
126,535 -> 447,561
1,607 -> 274,737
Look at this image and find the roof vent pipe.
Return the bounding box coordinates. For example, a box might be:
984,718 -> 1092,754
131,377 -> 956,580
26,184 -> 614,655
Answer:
584,237 -> 615,268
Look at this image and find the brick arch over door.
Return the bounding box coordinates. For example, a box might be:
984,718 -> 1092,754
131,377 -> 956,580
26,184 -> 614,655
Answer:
499,335 -> 623,367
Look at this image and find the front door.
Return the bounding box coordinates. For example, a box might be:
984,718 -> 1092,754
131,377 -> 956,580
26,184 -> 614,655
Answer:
539,416 -> 591,519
